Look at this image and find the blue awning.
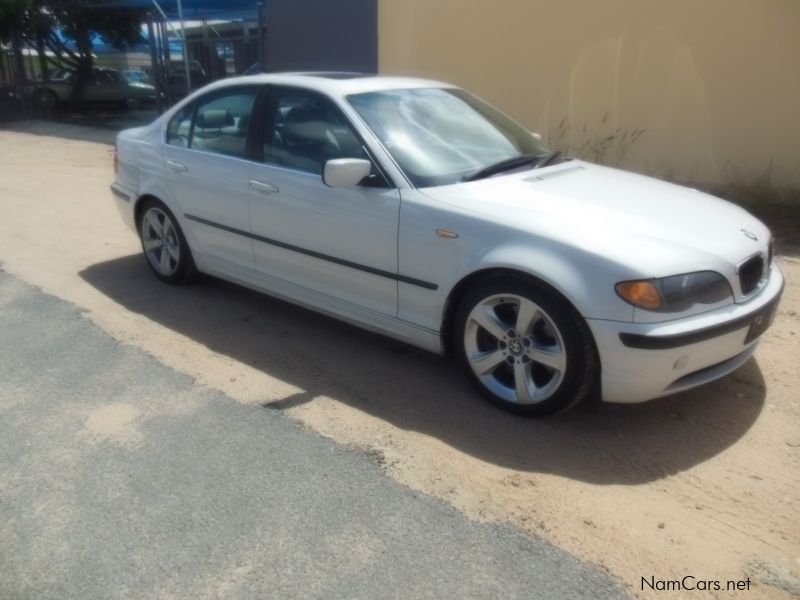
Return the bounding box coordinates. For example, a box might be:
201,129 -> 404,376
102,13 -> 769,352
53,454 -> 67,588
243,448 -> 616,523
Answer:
102,0 -> 260,20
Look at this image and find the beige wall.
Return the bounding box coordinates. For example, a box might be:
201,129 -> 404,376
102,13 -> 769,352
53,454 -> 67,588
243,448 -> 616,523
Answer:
379,0 -> 800,189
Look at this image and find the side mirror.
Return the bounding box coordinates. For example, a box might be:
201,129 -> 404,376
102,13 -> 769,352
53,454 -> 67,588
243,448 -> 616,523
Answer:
323,158 -> 372,188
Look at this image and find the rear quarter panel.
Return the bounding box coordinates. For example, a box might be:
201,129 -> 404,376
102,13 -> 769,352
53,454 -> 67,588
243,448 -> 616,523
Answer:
116,122 -> 174,229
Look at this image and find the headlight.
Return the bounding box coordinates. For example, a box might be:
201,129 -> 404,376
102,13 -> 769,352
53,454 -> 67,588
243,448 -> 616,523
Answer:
616,271 -> 732,312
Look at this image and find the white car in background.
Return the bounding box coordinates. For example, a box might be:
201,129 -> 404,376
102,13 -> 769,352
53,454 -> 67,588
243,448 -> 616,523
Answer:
111,73 -> 783,416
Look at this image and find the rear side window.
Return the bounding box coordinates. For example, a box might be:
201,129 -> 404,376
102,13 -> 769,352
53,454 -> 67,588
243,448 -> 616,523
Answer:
166,102 -> 194,147
190,88 -> 258,158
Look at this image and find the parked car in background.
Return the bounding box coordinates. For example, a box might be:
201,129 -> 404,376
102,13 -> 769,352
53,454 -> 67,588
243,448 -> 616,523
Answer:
165,71 -> 208,98
42,68 -> 74,82
31,67 -> 156,109
166,61 -> 208,98
141,60 -> 208,101
111,73 -> 783,416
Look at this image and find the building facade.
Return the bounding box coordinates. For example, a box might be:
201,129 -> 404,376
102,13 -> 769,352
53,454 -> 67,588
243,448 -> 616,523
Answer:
377,0 -> 800,191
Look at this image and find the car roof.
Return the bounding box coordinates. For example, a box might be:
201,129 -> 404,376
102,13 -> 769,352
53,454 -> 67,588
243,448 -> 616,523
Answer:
198,72 -> 456,98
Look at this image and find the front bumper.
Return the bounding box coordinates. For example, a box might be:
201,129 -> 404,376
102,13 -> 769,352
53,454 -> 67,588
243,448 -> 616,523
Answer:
587,265 -> 784,403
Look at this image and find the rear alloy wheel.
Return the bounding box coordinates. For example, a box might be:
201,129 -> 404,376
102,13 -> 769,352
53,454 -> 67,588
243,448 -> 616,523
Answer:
138,201 -> 195,283
34,89 -> 57,110
454,275 -> 597,416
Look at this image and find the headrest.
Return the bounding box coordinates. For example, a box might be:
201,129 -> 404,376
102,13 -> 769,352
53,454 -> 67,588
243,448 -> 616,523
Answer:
196,109 -> 234,129
283,106 -> 329,143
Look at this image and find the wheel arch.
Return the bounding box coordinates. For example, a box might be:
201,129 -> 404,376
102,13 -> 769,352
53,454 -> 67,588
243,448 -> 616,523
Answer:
438,238 -> 624,356
33,86 -> 60,103
447,263 -> 603,415
132,175 -> 183,228
437,239 -> 636,355
133,193 -> 163,229
440,266 -> 587,356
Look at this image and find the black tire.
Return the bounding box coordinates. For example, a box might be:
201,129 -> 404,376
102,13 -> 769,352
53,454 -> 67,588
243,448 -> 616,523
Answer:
453,273 -> 598,417
34,89 -> 57,110
137,198 -> 196,284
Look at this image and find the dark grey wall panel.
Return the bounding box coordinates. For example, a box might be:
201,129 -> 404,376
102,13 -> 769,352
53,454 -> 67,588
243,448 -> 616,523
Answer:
264,0 -> 377,73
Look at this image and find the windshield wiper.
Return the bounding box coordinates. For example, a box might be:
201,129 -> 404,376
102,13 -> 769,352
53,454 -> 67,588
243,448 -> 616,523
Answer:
534,150 -> 563,169
462,154 -> 538,182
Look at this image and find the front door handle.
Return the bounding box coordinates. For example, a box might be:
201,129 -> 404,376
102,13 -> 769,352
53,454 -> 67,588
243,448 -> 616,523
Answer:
249,179 -> 279,195
166,160 -> 188,173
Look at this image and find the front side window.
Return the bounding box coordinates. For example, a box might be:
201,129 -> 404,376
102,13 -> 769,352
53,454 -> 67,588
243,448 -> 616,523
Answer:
348,88 -> 551,187
264,89 -> 366,175
188,87 -> 258,158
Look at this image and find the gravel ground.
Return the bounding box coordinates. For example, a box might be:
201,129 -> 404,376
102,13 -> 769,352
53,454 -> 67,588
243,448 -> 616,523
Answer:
0,121 -> 797,599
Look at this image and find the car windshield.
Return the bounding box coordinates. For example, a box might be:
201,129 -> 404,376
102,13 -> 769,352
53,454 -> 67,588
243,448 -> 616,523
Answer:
347,87 -> 552,187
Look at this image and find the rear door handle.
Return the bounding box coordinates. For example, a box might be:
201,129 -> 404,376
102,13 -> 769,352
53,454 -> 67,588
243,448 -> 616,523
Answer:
249,179 -> 279,195
166,160 -> 188,173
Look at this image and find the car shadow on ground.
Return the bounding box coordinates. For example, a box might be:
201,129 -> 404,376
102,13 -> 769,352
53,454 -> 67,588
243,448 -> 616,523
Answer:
80,254 -> 767,485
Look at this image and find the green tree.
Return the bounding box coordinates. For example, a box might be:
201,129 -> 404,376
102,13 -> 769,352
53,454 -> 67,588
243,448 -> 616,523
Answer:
16,1 -> 146,108
1,0 -> 31,105
0,0 -> 32,44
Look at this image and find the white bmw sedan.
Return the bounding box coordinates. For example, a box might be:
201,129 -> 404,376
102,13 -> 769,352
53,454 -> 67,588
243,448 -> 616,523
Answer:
111,73 -> 783,416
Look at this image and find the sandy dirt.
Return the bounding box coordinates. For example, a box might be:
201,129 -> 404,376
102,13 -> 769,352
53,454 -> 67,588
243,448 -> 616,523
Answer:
1,123 -> 798,598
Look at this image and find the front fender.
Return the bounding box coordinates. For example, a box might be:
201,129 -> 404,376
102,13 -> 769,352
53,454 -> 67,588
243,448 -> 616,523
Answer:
397,235 -> 635,338
396,192 -> 636,337
472,243 -> 634,322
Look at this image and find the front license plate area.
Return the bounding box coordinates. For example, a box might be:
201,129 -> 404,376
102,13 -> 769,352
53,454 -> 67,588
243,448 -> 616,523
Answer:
744,301 -> 778,344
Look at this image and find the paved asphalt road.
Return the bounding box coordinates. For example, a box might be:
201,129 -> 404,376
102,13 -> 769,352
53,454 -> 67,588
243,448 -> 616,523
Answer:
0,271 -> 627,599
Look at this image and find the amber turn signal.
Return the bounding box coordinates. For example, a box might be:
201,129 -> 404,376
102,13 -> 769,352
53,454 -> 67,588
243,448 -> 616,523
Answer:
615,280 -> 663,310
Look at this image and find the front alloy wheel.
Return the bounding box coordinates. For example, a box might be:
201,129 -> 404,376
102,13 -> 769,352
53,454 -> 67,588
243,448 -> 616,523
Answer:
454,275 -> 597,416
464,294 -> 567,405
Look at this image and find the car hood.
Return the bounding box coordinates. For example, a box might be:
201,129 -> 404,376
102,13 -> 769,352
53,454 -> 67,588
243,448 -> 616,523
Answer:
420,160 -> 770,277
